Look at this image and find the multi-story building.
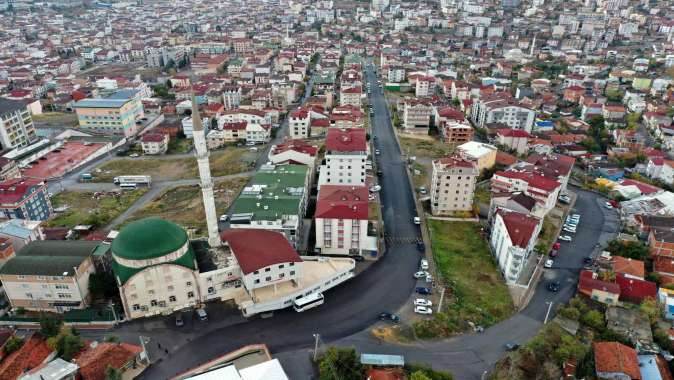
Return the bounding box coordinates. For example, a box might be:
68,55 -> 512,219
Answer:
268,140 -> 318,170
0,98 -> 38,150
222,85 -> 242,110
315,185 -> 377,256
0,157 -> 20,181
402,99 -> 434,133
387,67 -> 405,83
490,208 -> 541,284
0,240 -> 98,312
340,87 -> 362,107
245,123 -> 271,144
73,90 -> 145,137
491,170 -> 561,213
318,128 -> 367,188
289,109 -> 311,139
415,76 -> 435,97
230,165 -> 310,249
0,178 -> 52,221
182,116 -> 210,139
496,129 -> 531,155
457,141 -> 498,171
472,98 -> 535,133
431,156 -> 479,215
140,133 -> 169,155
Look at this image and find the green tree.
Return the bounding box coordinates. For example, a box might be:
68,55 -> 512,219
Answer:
39,314 -> 63,338
553,333 -> 589,364
410,371 -> 433,380
105,365 -> 122,380
47,327 -> 84,361
104,335 -> 120,343
4,336 -> 22,355
317,347 -> 362,380
580,310 -> 604,330
640,297 -> 659,325
606,239 -> 649,260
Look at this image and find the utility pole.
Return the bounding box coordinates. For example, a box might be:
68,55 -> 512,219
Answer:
313,333 -> 320,361
437,287 -> 446,314
544,301 -> 553,324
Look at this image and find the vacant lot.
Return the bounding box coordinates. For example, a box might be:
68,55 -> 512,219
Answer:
167,137 -> 193,154
124,177 -> 249,235
398,134 -> 454,159
91,148 -> 256,182
46,189 -> 148,228
414,220 -> 514,338
32,112 -> 78,127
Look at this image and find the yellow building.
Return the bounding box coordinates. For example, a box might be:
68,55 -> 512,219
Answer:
74,90 -> 144,137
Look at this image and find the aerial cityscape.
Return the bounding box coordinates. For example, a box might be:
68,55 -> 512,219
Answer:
0,0 -> 673,378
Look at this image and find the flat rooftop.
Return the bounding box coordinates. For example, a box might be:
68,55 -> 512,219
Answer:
22,141 -> 107,180
252,258 -> 354,303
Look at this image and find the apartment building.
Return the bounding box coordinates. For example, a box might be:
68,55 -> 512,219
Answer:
315,185 -> 377,256
457,141 -> 498,171
268,139 -> 318,170
0,98 -> 38,150
73,90 -> 145,137
435,106 -> 473,145
472,98 -> 535,133
289,109 -> 311,139
0,241 -> 98,312
490,208 -> 541,284
0,178 -> 52,221
430,156 -> 479,215
340,87 -> 362,107
496,129 -> 531,155
415,76 -> 435,97
140,133 -> 169,155
222,85 -> 242,110
318,128 -> 367,188
491,170 -> 561,213
402,99 -> 434,133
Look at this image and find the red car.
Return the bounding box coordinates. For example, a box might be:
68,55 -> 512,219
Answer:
552,242 -> 561,250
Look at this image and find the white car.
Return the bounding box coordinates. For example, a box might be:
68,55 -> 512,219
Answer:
544,259 -> 554,268
414,306 -> 433,315
369,185 -> 382,192
219,214 -> 229,222
559,235 -> 573,242
604,202 -> 613,209
414,271 -> 429,279
375,149 -> 381,155
414,299 -> 432,307
420,259 -> 429,270
129,153 -> 140,158
413,217 -> 421,225
563,227 -> 576,234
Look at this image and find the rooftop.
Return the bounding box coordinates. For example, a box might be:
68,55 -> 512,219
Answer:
221,229 -> 302,275
315,185 -> 369,220
0,98 -> 27,115
0,240 -> 99,277
112,218 -> 189,261
325,128 -> 366,152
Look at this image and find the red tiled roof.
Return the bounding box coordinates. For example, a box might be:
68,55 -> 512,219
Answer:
74,342 -> 142,380
315,185 -> 368,220
497,129 -> 531,138
311,118 -> 330,127
0,334 -> 52,379
272,139 -> 318,156
495,170 -> 561,192
366,368 -> 404,380
435,155 -> 476,169
655,256 -> 674,275
594,342 -> 641,380
611,256 -> 645,279
436,107 -> 465,120
615,273 -> 657,303
496,151 -> 518,166
0,178 -> 44,205
619,179 -> 661,195
325,128 -> 366,152
221,121 -> 247,131
141,133 -> 166,143
221,229 -> 302,275
496,208 -> 540,248
578,270 -> 621,295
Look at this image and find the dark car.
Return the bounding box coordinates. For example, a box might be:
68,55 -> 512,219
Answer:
416,287 -> 432,295
549,250 -> 558,258
416,241 -> 425,252
379,312 -> 400,322
175,313 -> 184,327
547,281 -> 560,292
504,342 -> 520,351
583,256 -> 593,265
377,170 -> 383,177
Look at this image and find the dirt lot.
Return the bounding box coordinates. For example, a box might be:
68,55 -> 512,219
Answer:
91,148 -> 257,182
46,189 -> 148,229
123,177 -> 249,236
32,112 -> 78,127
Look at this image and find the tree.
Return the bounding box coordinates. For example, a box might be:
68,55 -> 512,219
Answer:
4,336 -> 22,355
104,335 -> 120,343
410,371 -> 433,380
640,297 -> 659,325
47,327 -> 84,361
606,239 -> 649,260
317,347 -> 362,380
580,310 -> 604,330
105,365 -> 122,380
40,314 -> 63,338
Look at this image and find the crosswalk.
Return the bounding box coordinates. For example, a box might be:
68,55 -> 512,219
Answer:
384,235 -> 423,245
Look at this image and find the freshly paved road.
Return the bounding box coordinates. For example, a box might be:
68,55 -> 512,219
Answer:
78,64 -> 616,379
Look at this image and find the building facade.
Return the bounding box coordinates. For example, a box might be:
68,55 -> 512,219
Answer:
431,156 -> 478,215
0,98 -> 38,150
318,128 -> 368,188
490,208 -> 541,284
0,178 -> 52,221
73,90 -> 145,137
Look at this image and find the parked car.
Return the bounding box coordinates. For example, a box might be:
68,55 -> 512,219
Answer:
196,308 -> 208,321
369,185 -> 382,192
416,287 -> 432,295
414,306 -> 433,315
375,149 -> 381,156
544,259 -> 554,268
417,187 -> 428,195
559,195 -> 571,204
376,170 -> 383,177
416,241 -> 425,252
414,271 -> 429,279
559,235 -> 573,242
504,342 -> 520,351
549,250 -> 558,258
420,259 -> 429,270
563,227 -> 576,234
604,201 -> 613,209
219,214 -> 229,222
552,242 -> 561,250
547,281 -> 560,292
129,153 -> 140,158
379,312 -> 400,322
413,216 -> 421,225
175,313 -> 184,327
414,298 -> 432,307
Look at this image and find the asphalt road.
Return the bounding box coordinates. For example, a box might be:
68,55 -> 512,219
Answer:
78,64 -> 617,379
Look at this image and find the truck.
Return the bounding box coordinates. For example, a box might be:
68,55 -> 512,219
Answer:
113,175 -> 152,187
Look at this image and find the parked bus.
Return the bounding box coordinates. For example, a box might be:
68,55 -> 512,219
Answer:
113,175 -> 151,187
119,183 -> 138,190
293,292 -> 324,312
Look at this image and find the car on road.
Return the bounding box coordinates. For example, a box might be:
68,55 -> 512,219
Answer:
414,306 -> 433,315
504,342 -> 520,351
604,201 -> 613,209
416,241 -> 425,252
544,259 -> 554,268
414,298 -> 432,307
219,214 -> 229,222
413,216 -> 421,225
547,281 -> 560,292
369,185 -> 382,192
129,153 -> 140,158
414,271 -> 430,279
563,227 -> 576,234
416,287 -> 432,295
420,259 -> 429,270
375,149 -> 381,155
175,313 -> 184,327
552,242 -> 561,250
379,312 -> 400,322
559,235 -> 573,242
549,250 -> 558,258
196,308 -> 208,321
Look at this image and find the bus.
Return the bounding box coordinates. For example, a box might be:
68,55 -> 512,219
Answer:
119,183 -> 137,190
293,292 -> 324,312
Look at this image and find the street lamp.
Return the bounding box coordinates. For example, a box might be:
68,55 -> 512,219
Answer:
312,333 -> 320,361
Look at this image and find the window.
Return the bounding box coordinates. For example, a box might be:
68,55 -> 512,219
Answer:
279,273 -> 285,278
265,268 -> 271,272
150,300 -> 158,306
208,287 -> 215,294
187,291 -> 194,298
266,276 -> 272,281
279,264 -> 284,269
132,304 -> 140,311
186,282 -> 192,287
290,270 -> 296,276
254,279 -> 260,284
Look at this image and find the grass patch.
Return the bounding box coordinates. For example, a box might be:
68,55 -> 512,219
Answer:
371,324 -> 416,344
410,162 -> 428,189
414,220 -> 514,338
474,184 -> 491,204
32,112 -> 78,125
91,148 -> 256,182
166,137 -> 193,154
537,215 -> 561,252
368,201 -> 380,221
124,177 -> 248,236
399,135 -> 453,159
45,189 -> 148,228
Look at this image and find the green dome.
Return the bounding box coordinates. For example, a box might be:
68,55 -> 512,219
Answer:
112,218 -> 188,260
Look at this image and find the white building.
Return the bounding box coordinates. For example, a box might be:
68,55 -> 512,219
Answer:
340,87 -> 362,107
182,116 -> 209,139
431,156 -> 479,215
0,98 -> 38,150
140,133 -> 169,155
472,98 -> 535,133
415,76 -> 435,97
245,123 -> 271,144
268,140 -> 318,170
490,208 -> 541,284
318,128 -> 368,189
289,108 -> 311,139
402,99 -> 434,133
387,67 -> 405,83
457,141 -> 498,171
